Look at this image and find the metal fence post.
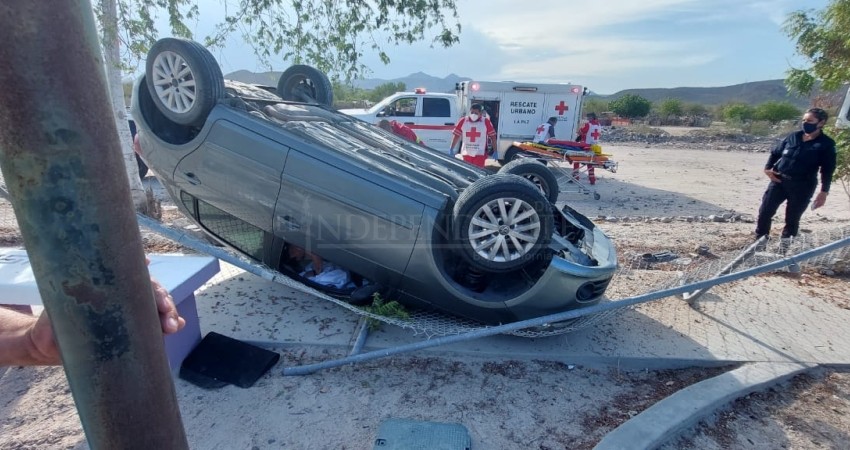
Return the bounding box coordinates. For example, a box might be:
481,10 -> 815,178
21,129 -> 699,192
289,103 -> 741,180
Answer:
0,2 -> 188,449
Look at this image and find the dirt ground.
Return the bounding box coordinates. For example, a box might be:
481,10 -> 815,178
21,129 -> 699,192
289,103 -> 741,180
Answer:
1,134 -> 850,449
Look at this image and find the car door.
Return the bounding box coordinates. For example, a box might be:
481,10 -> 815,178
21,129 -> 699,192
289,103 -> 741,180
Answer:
376,96 -> 419,123
413,97 -> 455,148
174,118 -> 287,259
274,148 -> 424,285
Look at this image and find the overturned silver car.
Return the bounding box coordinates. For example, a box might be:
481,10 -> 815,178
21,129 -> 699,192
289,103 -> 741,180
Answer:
132,38 -> 617,326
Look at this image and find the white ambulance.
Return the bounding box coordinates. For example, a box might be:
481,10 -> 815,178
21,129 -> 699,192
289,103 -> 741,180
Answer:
455,80 -> 585,161
340,80 -> 586,162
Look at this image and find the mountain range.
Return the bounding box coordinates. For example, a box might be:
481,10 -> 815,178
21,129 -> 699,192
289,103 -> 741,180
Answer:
224,70 -> 826,108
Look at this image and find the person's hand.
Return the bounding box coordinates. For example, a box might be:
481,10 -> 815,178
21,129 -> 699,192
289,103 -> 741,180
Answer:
812,191 -> 828,210
26,310 -> 60,365
765,168 -> 782,183
21,262 -> 185,366
152,275 -> 186,334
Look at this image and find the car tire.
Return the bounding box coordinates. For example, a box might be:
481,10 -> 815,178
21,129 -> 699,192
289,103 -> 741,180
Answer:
499,146 -> 521,165
277,65 -> 334,106
136,154 -> 149,179
499,159 -> 560,203
145,38 -> 225,127
453,174 -> 553,273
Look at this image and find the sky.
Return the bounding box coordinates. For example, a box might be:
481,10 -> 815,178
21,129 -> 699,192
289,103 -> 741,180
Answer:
158,0 -> 831,95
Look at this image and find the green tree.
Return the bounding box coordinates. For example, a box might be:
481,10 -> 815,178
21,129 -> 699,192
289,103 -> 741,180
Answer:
754,101 -> 801,123
720,102 -> 756,122
683,102 -> 709,117
369,82 -> 407,103
581,98 -> 608,116
658,98 -> 684,117
91,0 -> 460,210
98,1 -> 460,81
785,0 -> 850,199
331,81 -> 371,107
608,94 -> 652,119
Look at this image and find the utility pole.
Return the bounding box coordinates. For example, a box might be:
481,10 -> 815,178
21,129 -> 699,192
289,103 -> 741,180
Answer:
0,2 -> 189,448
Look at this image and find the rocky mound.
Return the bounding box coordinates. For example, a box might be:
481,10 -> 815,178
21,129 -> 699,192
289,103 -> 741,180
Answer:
602,126 -> 779,152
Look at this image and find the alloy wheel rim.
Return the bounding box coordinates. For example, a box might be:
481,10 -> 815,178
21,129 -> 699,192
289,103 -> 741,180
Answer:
467,197 -> 541,263
522,174 -> 547,197
151,51 -> 197,114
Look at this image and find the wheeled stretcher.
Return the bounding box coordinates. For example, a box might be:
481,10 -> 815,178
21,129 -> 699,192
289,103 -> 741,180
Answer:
510,140 -> 618,200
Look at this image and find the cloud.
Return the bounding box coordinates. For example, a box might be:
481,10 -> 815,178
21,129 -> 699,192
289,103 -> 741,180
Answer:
461,0 -> 700,48
492,36 -> 720,83
448,0 -> 812,89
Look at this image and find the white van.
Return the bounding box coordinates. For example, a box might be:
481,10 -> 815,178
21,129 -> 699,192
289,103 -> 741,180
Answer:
338,89 -> 459,149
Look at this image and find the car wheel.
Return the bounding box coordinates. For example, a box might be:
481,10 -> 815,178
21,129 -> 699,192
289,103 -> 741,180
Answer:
277,65 -> 334,106
453,174 -> 553,273
145,38 -> 225,127
499,159 -> 560,203
499,146 -> 521,165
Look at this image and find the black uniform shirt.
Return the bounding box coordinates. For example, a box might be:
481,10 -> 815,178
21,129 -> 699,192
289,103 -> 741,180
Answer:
765,130 -> 837,192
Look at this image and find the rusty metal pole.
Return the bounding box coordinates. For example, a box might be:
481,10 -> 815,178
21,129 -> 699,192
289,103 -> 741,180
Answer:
0,2 -> 188,449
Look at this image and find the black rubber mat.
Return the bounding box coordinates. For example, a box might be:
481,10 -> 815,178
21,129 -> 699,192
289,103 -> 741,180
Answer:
179,332 -> 280,389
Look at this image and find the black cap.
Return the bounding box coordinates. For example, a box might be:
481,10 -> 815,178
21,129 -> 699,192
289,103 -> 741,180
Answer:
470,103 -> 483,111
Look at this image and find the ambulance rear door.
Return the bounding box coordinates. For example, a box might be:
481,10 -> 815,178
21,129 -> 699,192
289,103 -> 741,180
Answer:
542,89 -> 582,141
497,91 -> 547,148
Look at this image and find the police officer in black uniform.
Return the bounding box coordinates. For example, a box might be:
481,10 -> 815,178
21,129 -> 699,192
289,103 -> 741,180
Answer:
755,107 -> 837,241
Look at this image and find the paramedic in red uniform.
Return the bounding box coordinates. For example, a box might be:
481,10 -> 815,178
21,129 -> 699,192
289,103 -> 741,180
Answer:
574,112 -> 602,185
377,119 -> 424,145
449,104 -> 497,168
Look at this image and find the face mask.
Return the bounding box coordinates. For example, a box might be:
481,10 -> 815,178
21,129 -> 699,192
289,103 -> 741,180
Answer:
469,113 -> 480,121
802,122 -> 818,134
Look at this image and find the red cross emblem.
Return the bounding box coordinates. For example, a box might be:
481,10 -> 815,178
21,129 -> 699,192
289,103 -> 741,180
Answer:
536,124 -> 546,133
466,127 -> 481,142
554,101 -> 568,115
591,128 -> 601,140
